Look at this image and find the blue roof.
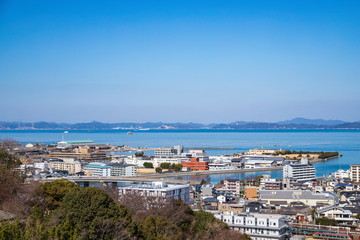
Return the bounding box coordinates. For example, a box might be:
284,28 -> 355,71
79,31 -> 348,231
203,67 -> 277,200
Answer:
84,164 -> 110,168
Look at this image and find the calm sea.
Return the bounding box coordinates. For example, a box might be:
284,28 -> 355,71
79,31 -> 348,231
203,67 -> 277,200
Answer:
1,129 -> 359,183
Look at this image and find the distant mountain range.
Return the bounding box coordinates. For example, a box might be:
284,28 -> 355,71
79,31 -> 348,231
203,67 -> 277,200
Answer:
1,118 -> 359,130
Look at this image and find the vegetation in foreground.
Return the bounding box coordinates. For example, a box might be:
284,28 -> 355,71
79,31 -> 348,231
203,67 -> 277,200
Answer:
0,146 -> 245,240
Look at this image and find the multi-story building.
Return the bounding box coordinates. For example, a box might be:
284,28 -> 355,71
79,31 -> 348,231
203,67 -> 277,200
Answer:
182,158 -> 209,171
49,158 -> 82,174
334,169 -> 350,179
223,179 -> 243,196
83,162 -> 137,176
83,162 -> 111,176
350,165 -> 360,182
118,181 -> 190,203
214,212 -> 290,240
260,178 -> 283,190
283,158 -> 315,188
244,160 -> 277,169
153,157 -> 182,168
56,140 -> 95,149
109,163 -> 137,176
49,151 -> 110,162
182,150 -> 209,162
154,146 -> 183,157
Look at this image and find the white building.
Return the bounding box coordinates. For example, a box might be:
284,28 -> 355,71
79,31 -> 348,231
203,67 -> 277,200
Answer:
83,162 -> 111,176
214,212 -> 290,240
283,158 -> 315,187
83,162 -> 137,176
154,145 -> 183,157
208,162 -> 233,170
316,205 -> 358,225
118,181 -> 190,203
350,165 -> 360,182
56,140 -> 95,149
109,163 -> 137,176
244,160 -> 277,169
333,169 -> 350,179
182,150 -> 209,162
153,157 -> 182,168
34,162 -> 50,171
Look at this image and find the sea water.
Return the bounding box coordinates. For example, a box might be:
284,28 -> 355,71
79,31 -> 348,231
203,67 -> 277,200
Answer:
1,129 -> 359,183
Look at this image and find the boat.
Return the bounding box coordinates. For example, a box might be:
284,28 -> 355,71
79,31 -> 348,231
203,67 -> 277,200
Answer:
138,128 -> 150,131
127,132 -> 133,135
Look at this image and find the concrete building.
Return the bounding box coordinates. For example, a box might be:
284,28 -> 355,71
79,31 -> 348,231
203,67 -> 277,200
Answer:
182,150 -> 210,162
182,158 -> 209,171
118,181 -> 190,203
244,160 -> 277,169
333,169 -> 350,179
283,158 -> 315,188
83,162 -> 137,176
83,162 -> 111,176
260,178 -> 283,190
56,140 -> 95,149
242,155 -> 285,166
259,190 -> 338,207
208,162 -> 233,170
49,158 -> 82,174
109,163 -> 137,176
224,179 -> 243,196
350,165 -> 360,182
214,212 -> 290,240
154,145 -> 183,157
153,157 -> 182,168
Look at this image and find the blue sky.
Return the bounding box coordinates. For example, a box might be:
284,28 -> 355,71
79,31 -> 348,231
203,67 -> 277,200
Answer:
1,0 -> 359,123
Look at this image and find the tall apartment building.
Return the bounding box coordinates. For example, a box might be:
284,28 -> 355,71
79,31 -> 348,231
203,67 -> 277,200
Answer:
350,165 -> 360,182
49,158 -> 82,174
214,212 -> 290,240
154,146 -> 183,157
283,158 -> 315,188
223,179 -> 243,196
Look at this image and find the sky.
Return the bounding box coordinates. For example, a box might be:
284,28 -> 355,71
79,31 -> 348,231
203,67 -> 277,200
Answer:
1,0 -> 359,123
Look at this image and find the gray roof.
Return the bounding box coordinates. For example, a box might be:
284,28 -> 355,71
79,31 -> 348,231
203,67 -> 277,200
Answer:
259,190 -> 338,201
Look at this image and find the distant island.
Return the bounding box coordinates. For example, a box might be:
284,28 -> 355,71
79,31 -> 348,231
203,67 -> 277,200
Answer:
1,118 -> 360,130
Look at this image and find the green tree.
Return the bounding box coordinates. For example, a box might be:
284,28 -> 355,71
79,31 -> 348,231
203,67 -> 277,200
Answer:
57,187 -> 131,239
155,167 -> 162,173
141,215 -> 181,240
134,151 -> 144,157
191,211 -> 227,238
37,179 -> 79,210
143,162 -> 154,168
173,164 -> 182,172
160,163 -> 171,169
315,217 -> 337,226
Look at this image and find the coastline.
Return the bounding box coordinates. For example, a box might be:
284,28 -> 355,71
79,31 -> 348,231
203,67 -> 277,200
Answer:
139,155 -> 341,179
